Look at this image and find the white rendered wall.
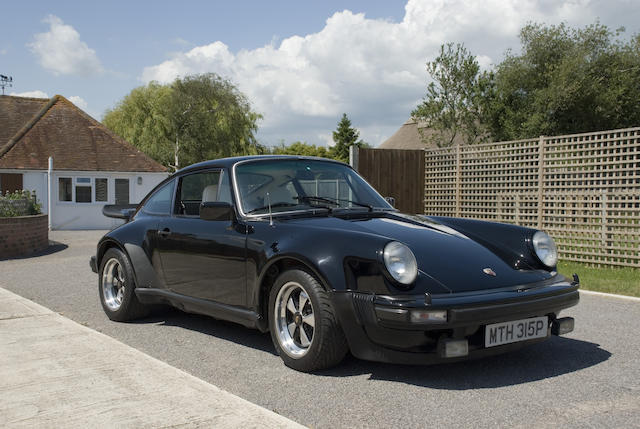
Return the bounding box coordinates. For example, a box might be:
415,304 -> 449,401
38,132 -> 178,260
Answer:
1,169 -> 168,230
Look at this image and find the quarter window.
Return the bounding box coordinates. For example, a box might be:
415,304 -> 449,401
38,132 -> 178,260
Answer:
142,181 -> 174,215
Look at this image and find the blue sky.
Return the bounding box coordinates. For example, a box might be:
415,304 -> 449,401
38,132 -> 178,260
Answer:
2,1 -> 639,147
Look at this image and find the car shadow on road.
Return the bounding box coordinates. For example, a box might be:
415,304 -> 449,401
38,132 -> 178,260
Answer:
133,306 -> 278,356
318,336 -> 611,389
134,306 -> 610,388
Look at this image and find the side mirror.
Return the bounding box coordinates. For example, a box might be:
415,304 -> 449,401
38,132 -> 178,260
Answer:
385,196 -> 396,207
102,204 -> 137,221
200,201 -> 233,221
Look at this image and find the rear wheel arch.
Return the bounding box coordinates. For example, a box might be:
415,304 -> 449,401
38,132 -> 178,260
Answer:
97,240 -> 139,287
98,247 -> 149,321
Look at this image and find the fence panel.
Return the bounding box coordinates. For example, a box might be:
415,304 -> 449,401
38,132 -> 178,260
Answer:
424,147 -> 457,216
420,127 -> 640,268
459,138 -> 540,225
358,148 -> 425,214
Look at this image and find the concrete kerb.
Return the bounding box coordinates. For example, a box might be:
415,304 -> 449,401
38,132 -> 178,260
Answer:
0,287 -> 304,428
579,289 -> 640,302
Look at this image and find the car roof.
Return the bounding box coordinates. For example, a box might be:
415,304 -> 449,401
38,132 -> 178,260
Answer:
176,155 -> 349,174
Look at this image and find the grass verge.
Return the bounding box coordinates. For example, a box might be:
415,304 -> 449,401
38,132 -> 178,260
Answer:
558,261 -> 640,298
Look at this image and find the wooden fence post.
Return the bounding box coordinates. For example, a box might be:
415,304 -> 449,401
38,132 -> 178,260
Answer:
537,136 -> 545,229
455,145 -> 461,218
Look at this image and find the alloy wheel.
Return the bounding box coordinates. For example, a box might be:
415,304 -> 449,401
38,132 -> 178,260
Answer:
102,258 -> 125,311
274,281 -> 316,358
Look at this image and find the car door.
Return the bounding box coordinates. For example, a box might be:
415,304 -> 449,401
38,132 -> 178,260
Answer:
156,169 -> 246,306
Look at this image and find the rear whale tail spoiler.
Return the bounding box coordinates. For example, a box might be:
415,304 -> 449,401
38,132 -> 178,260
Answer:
102,204 -> 138,221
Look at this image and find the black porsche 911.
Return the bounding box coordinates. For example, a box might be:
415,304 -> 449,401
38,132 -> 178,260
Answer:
91,155 -> 579,372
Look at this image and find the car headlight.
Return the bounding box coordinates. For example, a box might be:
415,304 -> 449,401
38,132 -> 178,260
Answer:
532,231 -> 558,268
383,241 -> 418,285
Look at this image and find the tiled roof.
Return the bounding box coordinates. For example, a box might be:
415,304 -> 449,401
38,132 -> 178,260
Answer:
0,95 -> 167,172
0,96 -> 48,145
379,118 -> 464,149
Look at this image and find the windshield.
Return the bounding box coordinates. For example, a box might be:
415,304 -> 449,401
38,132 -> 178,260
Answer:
234,159 -> 392,215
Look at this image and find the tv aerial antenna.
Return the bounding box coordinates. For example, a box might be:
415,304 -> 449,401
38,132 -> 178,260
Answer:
1,75 -> 13,95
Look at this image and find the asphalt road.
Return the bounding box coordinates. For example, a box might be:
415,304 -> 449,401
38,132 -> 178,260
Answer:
2,230 -> 639,428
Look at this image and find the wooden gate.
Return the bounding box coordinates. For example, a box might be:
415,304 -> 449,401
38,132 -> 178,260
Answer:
356,148 -> 425,214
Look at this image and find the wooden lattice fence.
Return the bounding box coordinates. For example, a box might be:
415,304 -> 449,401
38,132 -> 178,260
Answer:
423,127 -> 640,268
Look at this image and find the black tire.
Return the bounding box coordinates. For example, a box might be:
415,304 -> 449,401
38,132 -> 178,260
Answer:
98,247 -> 148,321
268,269 -> 348,372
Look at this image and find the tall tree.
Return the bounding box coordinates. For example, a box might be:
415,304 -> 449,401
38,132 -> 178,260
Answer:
331,113 -> 367,162
487,23 -> 640,141
103,82 -> 173,165
104,73 -> 262,170
412,43 -> 490,147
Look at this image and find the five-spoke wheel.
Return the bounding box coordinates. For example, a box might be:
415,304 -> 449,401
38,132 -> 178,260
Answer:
98,247 -> 148,321
275,281 -> 316,357
269,269 -> 348,372
101,258 -> 126,311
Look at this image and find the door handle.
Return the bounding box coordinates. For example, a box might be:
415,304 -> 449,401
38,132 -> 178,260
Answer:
158,228 -> 171,237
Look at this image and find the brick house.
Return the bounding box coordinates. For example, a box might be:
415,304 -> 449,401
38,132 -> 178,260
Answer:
0,95 -> 168,229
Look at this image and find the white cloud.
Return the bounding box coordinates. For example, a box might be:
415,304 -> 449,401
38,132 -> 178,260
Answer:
141,0 -> 632,147
10,90 -> 49,98
29,15 -> 103,76
68,95 -> 88,110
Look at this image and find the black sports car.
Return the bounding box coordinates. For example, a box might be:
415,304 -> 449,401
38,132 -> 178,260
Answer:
91,155 -> 579,372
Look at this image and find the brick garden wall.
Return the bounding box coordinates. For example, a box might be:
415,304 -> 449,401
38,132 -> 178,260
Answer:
0,214 -> 48,259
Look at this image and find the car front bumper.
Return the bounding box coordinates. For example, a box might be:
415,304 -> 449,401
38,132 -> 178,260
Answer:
330,276 -> 580,365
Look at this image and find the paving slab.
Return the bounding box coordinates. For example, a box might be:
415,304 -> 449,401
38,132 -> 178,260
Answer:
0,287 -> 304,429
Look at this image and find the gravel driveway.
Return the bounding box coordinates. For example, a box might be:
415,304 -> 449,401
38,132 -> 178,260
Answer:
1,230 -> 639,428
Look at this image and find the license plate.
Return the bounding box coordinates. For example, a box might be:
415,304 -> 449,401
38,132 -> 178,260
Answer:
485,316 -> 548,348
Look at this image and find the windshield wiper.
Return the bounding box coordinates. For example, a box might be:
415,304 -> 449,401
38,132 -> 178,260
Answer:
246,202 -> 299,215
295,196 -> 373,211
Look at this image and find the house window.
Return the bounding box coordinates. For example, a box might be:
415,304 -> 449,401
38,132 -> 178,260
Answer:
95,178 -> 108,202
115,179 -> 130,205
59,178 -> 72,201
75,178 -> 92,203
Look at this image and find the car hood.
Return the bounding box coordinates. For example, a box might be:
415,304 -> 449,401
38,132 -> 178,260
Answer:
281,212 -> 552,292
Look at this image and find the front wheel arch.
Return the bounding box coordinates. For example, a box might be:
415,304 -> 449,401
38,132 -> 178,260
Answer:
257,256 -> 332,332
268,268 -> 348,371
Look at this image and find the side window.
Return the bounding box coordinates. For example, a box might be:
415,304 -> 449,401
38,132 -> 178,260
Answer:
175,171 -> 221,216
141,180 -> 174,215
